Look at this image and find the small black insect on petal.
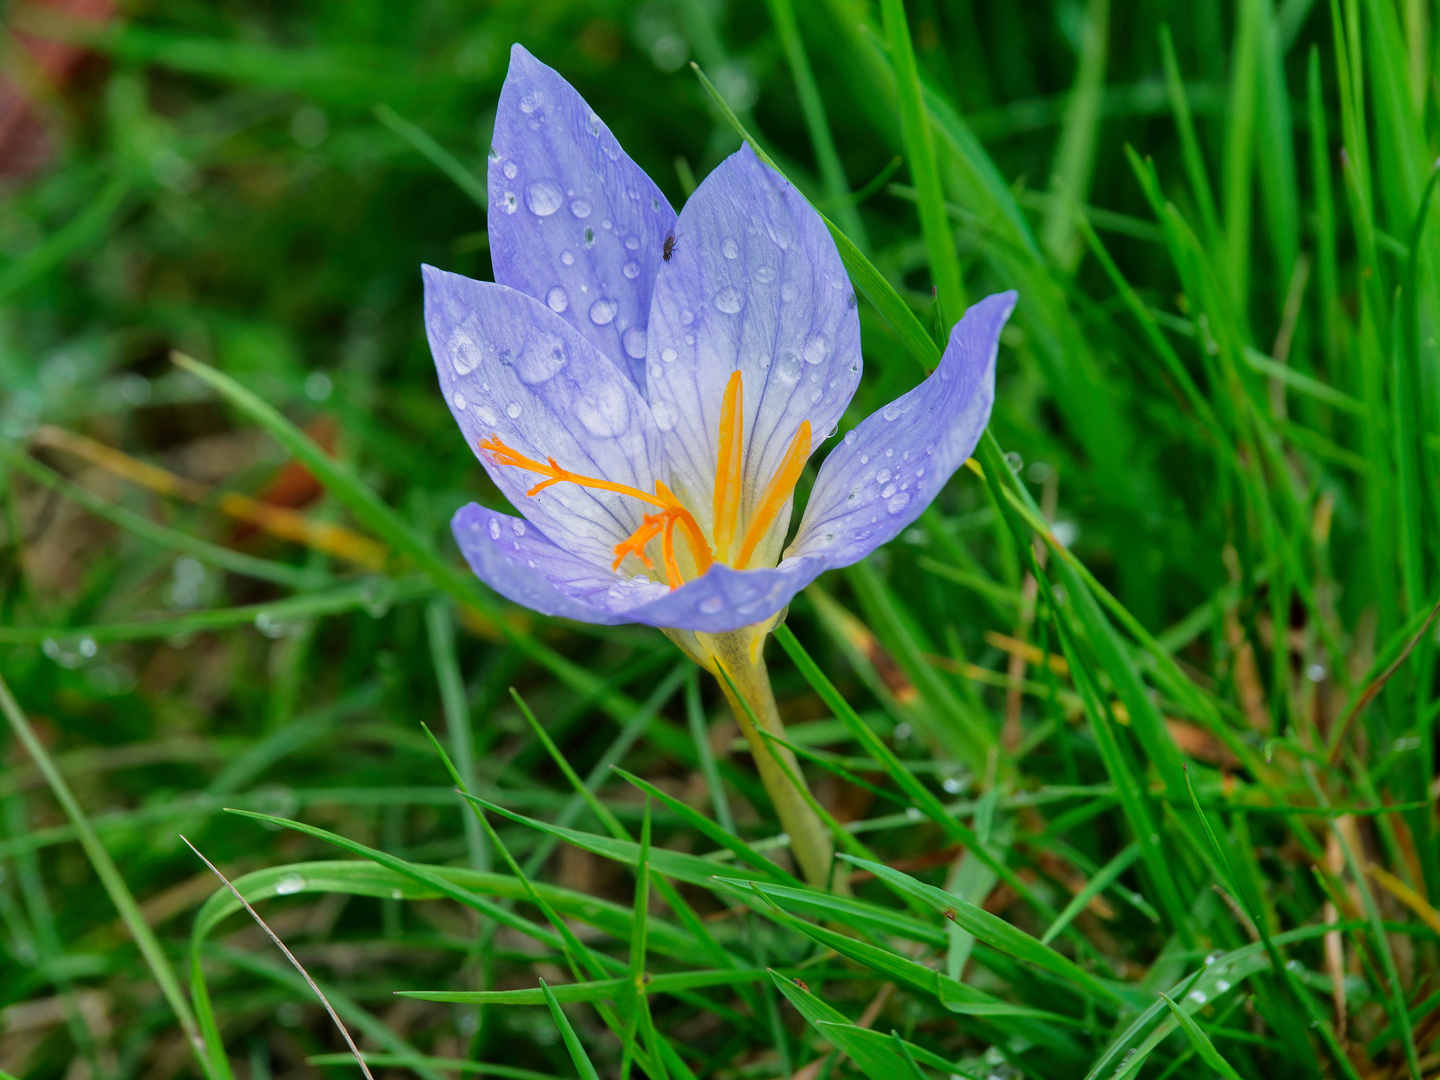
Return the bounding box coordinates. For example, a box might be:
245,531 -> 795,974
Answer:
663,230 -> 678,262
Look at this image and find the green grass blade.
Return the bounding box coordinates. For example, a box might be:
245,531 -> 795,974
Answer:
834,855 -> 1132,1009
0,670 -> 216,1078
879,0 -> 966,324
541,980 -> 602,1080
374,103 -> 487,210
1040,0 -> 1110,270
425,599 -> 488,873
1160,24 -> 1223,250
1158,993 -> 1249,1080
764,0 -> 866,247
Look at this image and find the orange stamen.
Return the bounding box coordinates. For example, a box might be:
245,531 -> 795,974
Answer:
734,420 -> 811,569
712,370 -> 744,563
656,481 -> 714,576
479,436 -> 668,509
481,435 -> 714,588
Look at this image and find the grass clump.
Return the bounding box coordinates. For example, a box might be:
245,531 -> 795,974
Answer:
2,2 -> 1438,1079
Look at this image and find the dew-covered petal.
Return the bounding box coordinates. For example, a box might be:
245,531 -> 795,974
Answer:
453,502 -> 819,633
452,503 -> 670,624
426,264 -> 665,571
787,291 -> 1014,567
489,44 -> 677,387
618,555 -> 831,632
645,145 -> 861,544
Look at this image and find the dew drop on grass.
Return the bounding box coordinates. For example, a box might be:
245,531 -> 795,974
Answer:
274,873 -> 306,895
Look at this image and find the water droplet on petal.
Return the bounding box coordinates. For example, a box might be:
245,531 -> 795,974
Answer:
700,596 -> 724,614
622,261 -> 640,279
623,327 -> 647,359
713,287 -> 743,314
512,520 -> 526,536
776,349 -> 803,383
561,250 -> 575,266
843,430 -> 857,445
506,401 -> 522,419
570,198 -> 592,218
755,266 -> 775,283
661,347 -> 677,363
503,191 -> 517,214
882,405 -> 901,421
519,90 -> 544,114
589,298 -> 618,325
546,286 -> 569,313
722,236 -> 739,259
489,519 -> 501,539
681,309 -> 694,325
452,391 -> 467,410
625,234 -> 640,251
503,161 -> 517,179
574,382 -> 630,437
803,334 -> 828,364
876,468 -> 892,483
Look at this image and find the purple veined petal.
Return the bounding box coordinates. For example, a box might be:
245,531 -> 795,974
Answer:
425,264 -> 666,571
787,291 -> 1015,567
454,502 -> 827,633
645,144 -> 862,549
489,44 -> 677,388
619,555 -> 833,632
453,503 -> 669,624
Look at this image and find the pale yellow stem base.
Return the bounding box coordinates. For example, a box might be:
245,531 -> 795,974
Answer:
666,622 -> 835,889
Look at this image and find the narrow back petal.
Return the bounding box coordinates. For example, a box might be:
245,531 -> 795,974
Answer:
425,265 -> 665,571
645,145 -> 862,549
489,44 -> 677,388
787,291 -> 1015,568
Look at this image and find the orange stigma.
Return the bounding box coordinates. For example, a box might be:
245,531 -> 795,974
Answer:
479,373 -> 811,589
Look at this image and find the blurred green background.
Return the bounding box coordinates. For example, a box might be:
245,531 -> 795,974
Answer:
2,0 -> 1439,1078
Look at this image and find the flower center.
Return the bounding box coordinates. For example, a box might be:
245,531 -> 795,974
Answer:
478,370 -> 810,588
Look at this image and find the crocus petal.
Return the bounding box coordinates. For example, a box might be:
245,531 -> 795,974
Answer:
453,503 -> 669,624
787,291 -> 1015,567
489,44 -> 677,387
454,502 -> 823,632
620,555 -> 830,632
645,144 -> 862,541
425,264 -> 665,571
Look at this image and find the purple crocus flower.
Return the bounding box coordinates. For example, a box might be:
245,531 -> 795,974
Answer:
426,45 -> 1014,636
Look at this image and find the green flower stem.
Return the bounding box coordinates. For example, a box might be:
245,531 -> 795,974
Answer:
674,627 -> 835,889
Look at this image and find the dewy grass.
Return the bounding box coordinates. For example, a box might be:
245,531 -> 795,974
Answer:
1,1 -> 1438,1079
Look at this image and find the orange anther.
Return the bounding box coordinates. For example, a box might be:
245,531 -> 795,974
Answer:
712,370 -> 744,563
735,419 -> 810,569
